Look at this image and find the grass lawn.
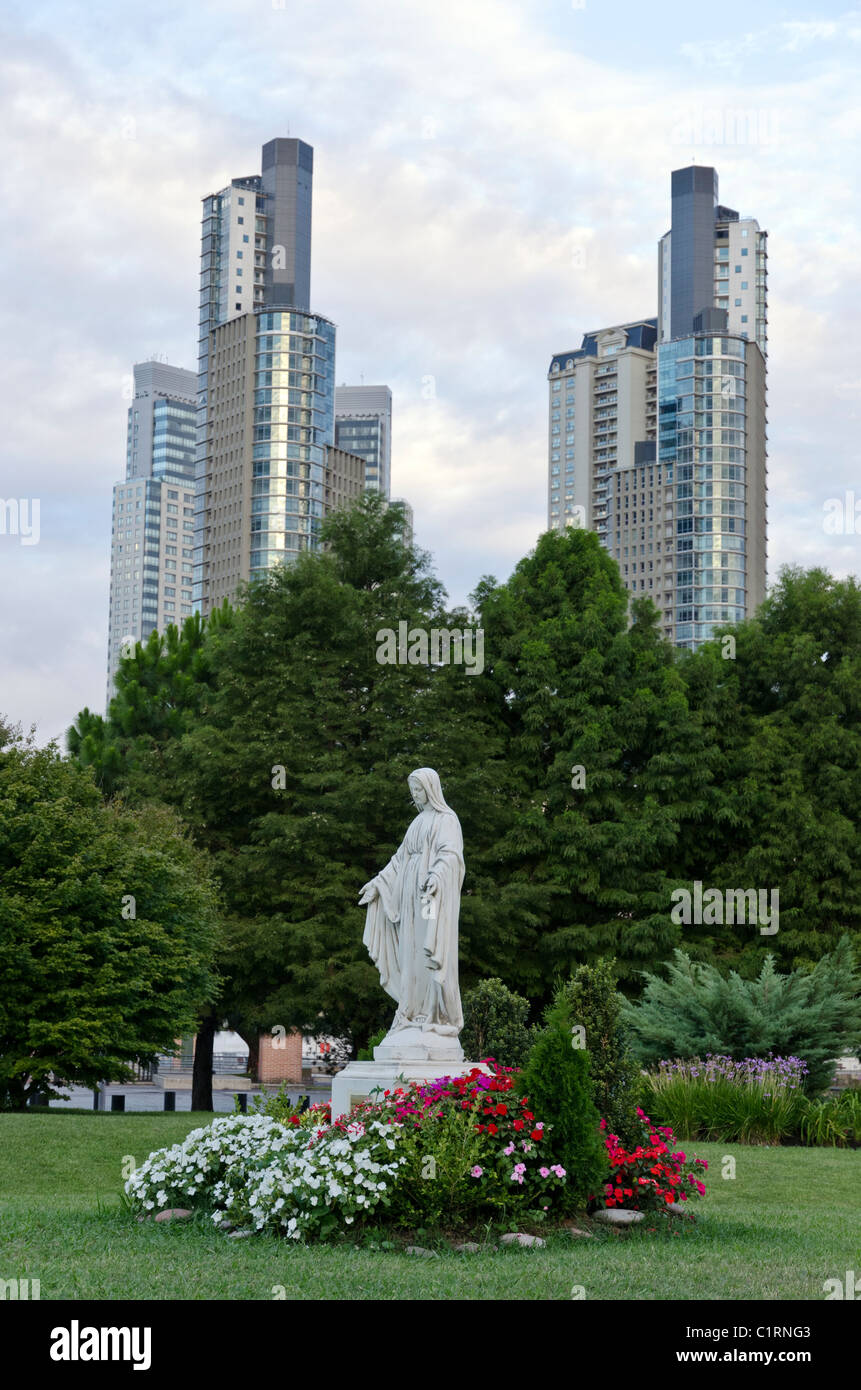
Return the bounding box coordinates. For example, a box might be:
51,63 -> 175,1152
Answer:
1,1112 -> 858,1300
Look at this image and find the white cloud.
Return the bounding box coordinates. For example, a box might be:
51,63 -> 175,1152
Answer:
1,0 -> 860,741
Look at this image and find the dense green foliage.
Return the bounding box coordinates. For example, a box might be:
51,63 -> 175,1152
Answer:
621,939 -> 861,1093
64,501 -> 861,1055
67,605 -> 233,799
516,991 -> 606,1204
460,978 -> 536,1067
644,1068 -> 861,1147
674,567 -> 861,972
560,957 -> 641,1142
0,727 -> 220,1108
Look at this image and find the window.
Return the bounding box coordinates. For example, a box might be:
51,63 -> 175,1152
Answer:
735,299 -> 742,307
741,248 -> 749,256
238,197 -> 245,205
741,281 -> 748,290
236,251 -> 243,259
237,217 -> 244,225
741,315 -> 748,323
243,234 -> 249,243
167,490 -> 178,499
735,265 -> 741,273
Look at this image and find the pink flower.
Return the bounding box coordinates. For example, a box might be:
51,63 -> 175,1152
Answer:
551,1164 -> 566,1178
470,1165 -> 483,1178
539,1166 -> 550,1178
503,1142 -> 515,1156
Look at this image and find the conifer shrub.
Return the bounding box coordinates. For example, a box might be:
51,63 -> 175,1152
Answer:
516,989 -> 606,1205
621,939 -> 861,1095
560,957 -> 642,1143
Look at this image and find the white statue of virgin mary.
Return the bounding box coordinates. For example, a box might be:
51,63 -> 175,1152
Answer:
358,768 -> 465,1061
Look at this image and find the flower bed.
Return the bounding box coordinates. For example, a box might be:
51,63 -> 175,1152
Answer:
125,1068 -> 710,1239
643,1055 -> 810,1143
125,1111 -> 408,1239
125,1069 -> 574,1237
599,1108 -> 708,1213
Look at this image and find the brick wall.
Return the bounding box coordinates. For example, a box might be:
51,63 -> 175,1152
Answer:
257,1030 -> 303,1083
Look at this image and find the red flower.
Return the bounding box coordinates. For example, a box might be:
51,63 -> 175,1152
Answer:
487,1123 -> 498,1136
513,1120 -> 524,1131
495,1104 -> 507,1116
530,1129 -> 543,1141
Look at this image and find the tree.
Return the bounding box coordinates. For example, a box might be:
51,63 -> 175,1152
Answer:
67,605 -> 233,798
473,528 -> 718,995
620,938 -> 861,1093
460,978 -> 536,1067
0,726 -> 220,1109
676,567 -> 861,973
70,494 -> 515,1054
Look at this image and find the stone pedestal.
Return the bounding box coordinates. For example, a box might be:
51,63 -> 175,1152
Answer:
330,1057 -> 491,1122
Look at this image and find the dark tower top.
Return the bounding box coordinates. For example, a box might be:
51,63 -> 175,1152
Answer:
261,138 -> 313,312
670,165 -> 718,339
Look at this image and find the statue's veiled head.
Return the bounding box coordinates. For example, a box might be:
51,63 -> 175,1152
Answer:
408,767 -> 451,813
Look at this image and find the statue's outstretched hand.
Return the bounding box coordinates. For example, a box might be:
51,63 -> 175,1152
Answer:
358,879 -> 379,906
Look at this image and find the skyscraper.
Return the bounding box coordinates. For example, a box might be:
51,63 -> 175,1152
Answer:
547,165 -> 768,650
548,319 -> 657,536
334,385 -> 393,498
105,361 -> 197,703
658,164 -> 767,357
194,139 -> 364,614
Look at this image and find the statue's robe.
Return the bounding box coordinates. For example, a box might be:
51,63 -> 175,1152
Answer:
362,806 -> 464,1034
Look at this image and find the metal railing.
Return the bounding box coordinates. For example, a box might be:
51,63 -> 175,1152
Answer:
156,1053 -> 250,1076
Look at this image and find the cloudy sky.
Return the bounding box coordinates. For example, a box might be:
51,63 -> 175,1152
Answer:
2,0 -> 859,744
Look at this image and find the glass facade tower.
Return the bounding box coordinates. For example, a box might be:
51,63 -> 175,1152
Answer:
106,362 -> 197,705
548,165 -> 767,651
250,309 -> 336,576
194,139 -> 318,611
657,332 -> 765,648
334,384 -> 392,497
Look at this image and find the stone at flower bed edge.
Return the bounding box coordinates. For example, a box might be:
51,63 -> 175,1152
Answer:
592,1208 -> 644,1226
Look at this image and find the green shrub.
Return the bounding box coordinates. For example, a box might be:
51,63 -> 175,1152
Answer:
516,990 -> 606,1206
799,1090 -> 861,1148
247,1082 -> 330,1129
357,1068 -> 569,1230
460,978 -> 536,1067
560,957 -> 642,1143
356,1028 -> 387,1062
381,1103 -> 490,1227
621,938 -> 861,1094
